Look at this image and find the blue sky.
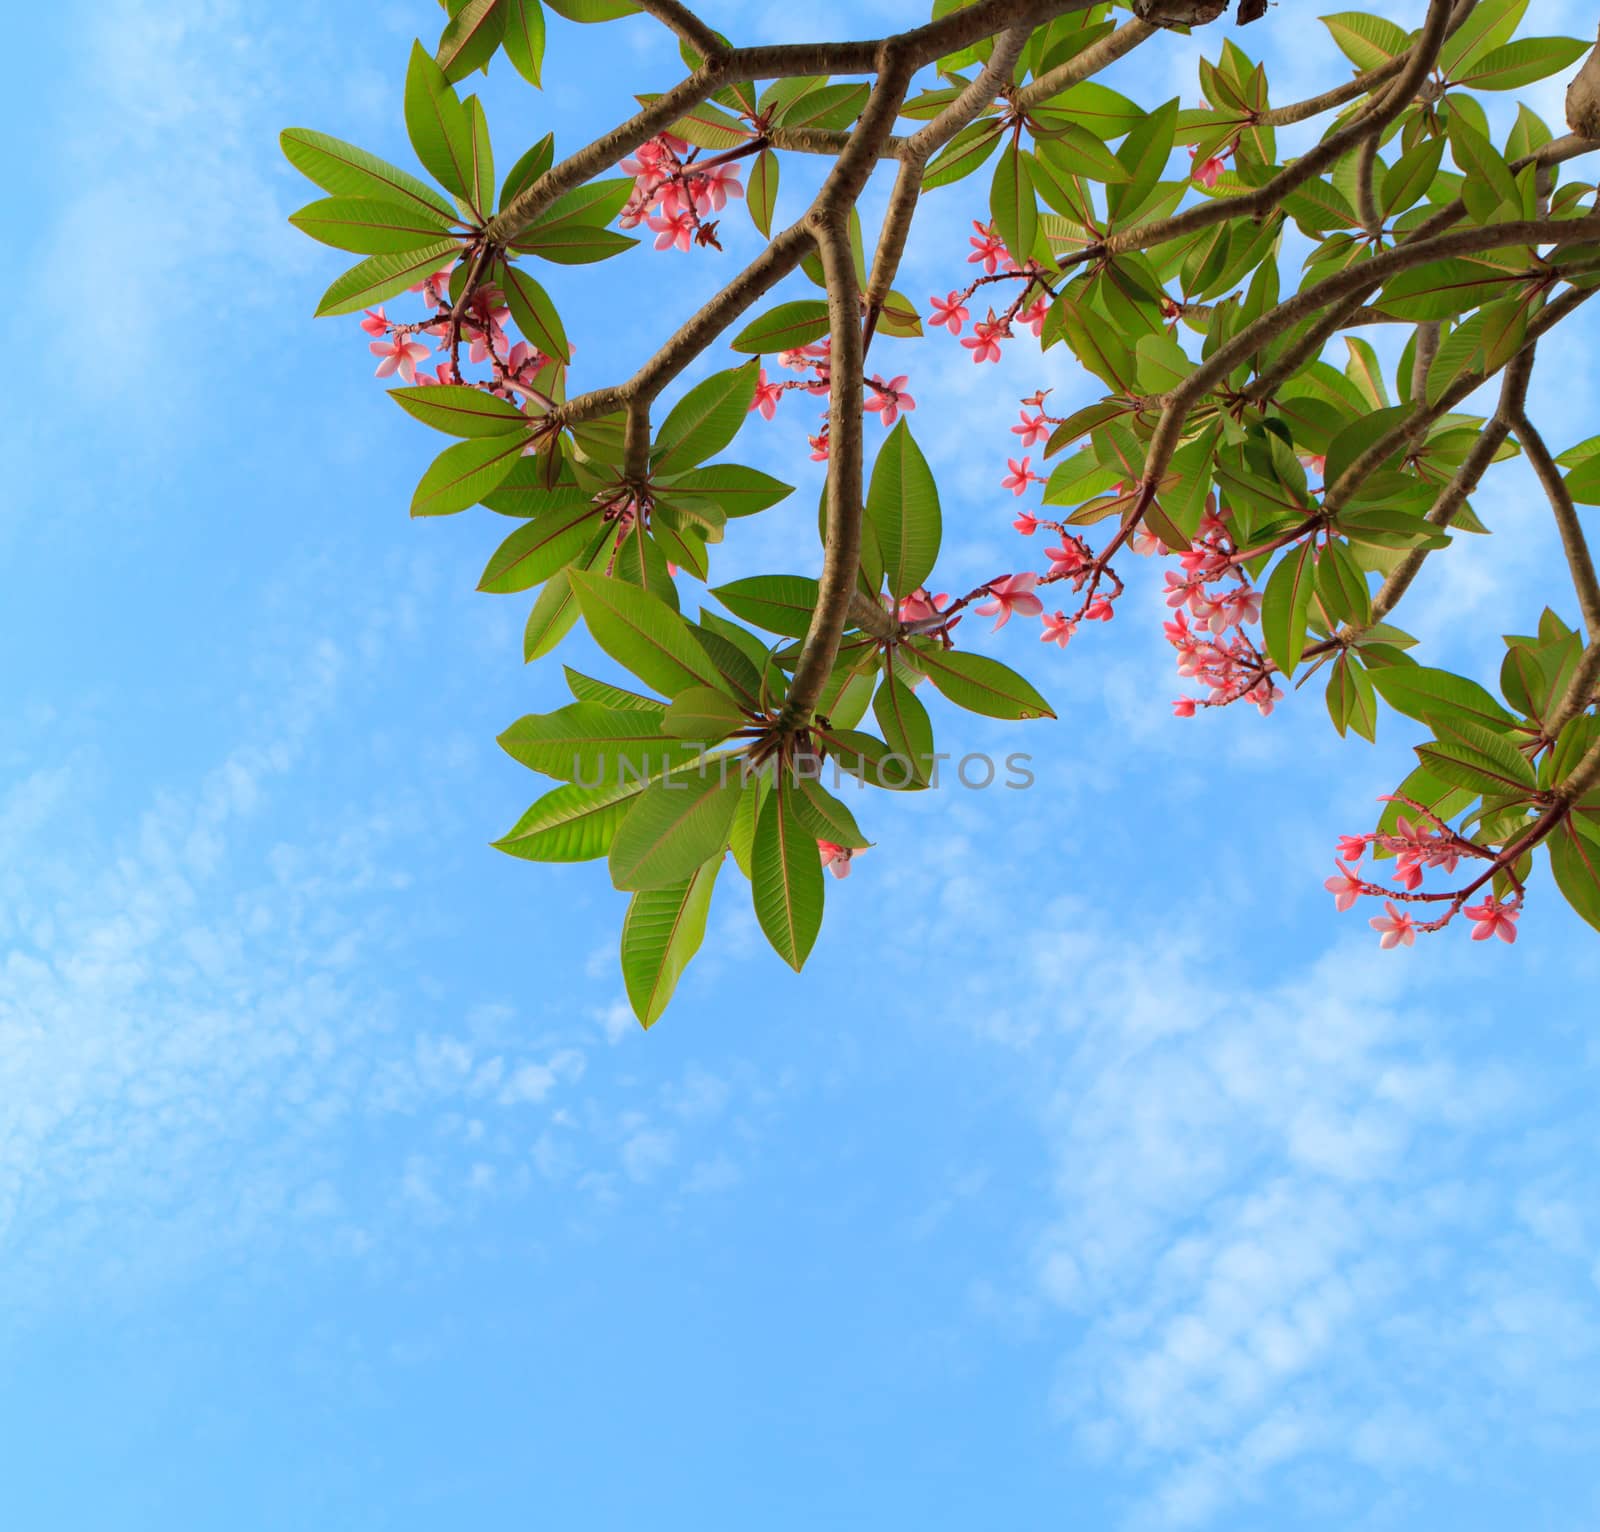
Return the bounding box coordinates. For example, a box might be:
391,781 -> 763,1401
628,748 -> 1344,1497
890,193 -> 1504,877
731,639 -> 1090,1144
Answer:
5,1 -> 1599,1527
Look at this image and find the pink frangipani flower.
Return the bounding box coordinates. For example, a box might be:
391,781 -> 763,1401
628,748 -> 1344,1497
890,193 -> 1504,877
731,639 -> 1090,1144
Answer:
1001,456 -> 1043,496
1463,897 -> 1519,943
975,573 -> 1043,631
929,291 -> 970,333
370,333 -> 430,382
1369,901 -> 1417,949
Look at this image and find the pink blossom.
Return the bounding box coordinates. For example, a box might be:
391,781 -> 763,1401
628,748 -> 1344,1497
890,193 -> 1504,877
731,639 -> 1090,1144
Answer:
1302,454 -> 1328,481
1463,897 -> 1520,943
967,220 -> 1009,274
647,210 -> 696,251
1172,697 -> 1197,718
1001,456 -> 1043,496
1190,148 -> 1226,188
408,265 -> 456,306
360,307 -> 392,337
1084,595 -> 1115,622
930,291 -> 970,334
751,367 -> 783,421
1324,861 -> 1362,913
1369,901 -> 1417,949
808,430 -> 830,461
688,162 -> 743,214
1012,410 -> 1049,448
370,333 -> 430,382
1337,834 -> 1369,863
1041,611 -> 1077,648
1019,295 -> 1050,336
961,318 -> 1004,364
974,573 -> 1043,631
898,588 -> 949,625
818,841 -> 856,879
1013,512 -> 1039,536
1045,541 -> 1086,576
865,375 -> 916,427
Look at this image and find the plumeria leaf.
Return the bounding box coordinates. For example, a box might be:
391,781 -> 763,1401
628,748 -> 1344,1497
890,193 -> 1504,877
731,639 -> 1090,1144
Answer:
712,575 -> 822,638
280,128 -> 457,219
608,764 -> 744,891
751,774 -> 825,970
1260,540 -> 1316,676
390,384 -> 529,437
568,569 -> 738,698
410,432 -> 531,517
747,148 -> 779,237
497,702 -> 694,783
495,777 -> 653,862
652,361 -> 759,475
730,301 -> 831,354
435,0 -> 506,82
315,239 -> 465,318
864,420 -> 942,600
620,855 -> 722,1027
289,196 -> 455,254
1550,819 -> 1600,932
501,0 -> 546,85
918,649 -> 1055,721
478,496 -> 603,592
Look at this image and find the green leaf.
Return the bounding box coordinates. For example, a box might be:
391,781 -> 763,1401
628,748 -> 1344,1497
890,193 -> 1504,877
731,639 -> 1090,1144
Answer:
730,300 -> 831,354
609,765 -> 744,891
751,777 -> 825,971
791,776 -> 870,849
499,133 -> 554,210
478,495 -> 602,591
497,702 -> 694,784
523,547 -> 604,662
436,0 -> 506,82
463,95 -> 496,217
620,855 -> 722,1026
1107,97 -> 1177,228
918,648 -> 1055,721
656,464 -> 793,518
990,146 -> 1038,270
280,127 -> 456,220
864,420 -> 942,600
411,432 -> 530,516
405,41 -> 476,204
565,667 -> 666,711
1322,12 -> 1409,70
288,195 -> 455,254
1369,665 -> 1518,732
662,686 -> 746,742
497,259 -> 570,361
314,238 -> 464,317
1325,653 -> 1378,741
1261,540 -> 1316,676
568,569 -> 736,698
495,777 -> 647,862
1458,36 -> 1588,91
1381,138 -> 1444,219
747,147 -> 778,237
712,575 -> 820,638
1550,819 -> 1600,932
872,668 -> 934,783
544,0 -> 637,18
501,0 -> 546,85
923,120 -> 1004,190
513,221 -> 636,264
390,383 -> 528,436
1415,735 -> 1536,799
652,361 -> 758,475
1564,454 -> 1600,506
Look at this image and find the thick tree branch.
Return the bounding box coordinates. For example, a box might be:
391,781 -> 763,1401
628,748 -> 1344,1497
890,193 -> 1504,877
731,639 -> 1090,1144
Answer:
1515,410 -> 1600,643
